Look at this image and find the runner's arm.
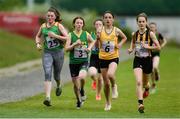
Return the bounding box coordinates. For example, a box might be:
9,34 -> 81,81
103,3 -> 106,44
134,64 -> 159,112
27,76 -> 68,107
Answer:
128,32 -> 135,54
65,34 -> 81,52
87,32 -> 95,52
142,31 -> 161,50
116,28 -> 127,49
48,23 -> 68,42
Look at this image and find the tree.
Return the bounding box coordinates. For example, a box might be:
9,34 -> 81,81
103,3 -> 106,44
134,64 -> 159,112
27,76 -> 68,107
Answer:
0,0 -> 25,11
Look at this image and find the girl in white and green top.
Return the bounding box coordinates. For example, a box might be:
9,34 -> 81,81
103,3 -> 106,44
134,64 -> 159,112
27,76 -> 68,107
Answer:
65,16 -> 95,109
35,7 -> 68,106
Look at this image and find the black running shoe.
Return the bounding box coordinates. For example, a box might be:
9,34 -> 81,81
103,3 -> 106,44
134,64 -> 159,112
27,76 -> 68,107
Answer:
80,89 -> 87,101
56,87 -> 62,96
76,101 -> 82,109
43,99 -> 51,106
138,104 -> 145,113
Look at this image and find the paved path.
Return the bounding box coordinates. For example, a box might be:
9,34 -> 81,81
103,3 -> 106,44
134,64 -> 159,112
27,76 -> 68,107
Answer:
0,50 -> 133,103
0,58 -> 71,103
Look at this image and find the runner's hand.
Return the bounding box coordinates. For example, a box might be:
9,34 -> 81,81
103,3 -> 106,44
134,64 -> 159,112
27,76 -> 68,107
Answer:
127,48 -> 133,54
36,43 -> 42,51
85,48 -> 91,53
75,39 -> 82,46
48,31 -> 56,38
142,43 -> 150,49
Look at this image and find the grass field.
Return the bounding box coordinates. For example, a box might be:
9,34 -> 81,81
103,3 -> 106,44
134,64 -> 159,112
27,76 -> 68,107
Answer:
0,30 -> 41,68
0,45 -> 179,118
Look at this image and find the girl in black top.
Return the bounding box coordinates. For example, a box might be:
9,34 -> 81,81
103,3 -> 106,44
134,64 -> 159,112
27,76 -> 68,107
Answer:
128,13 -> 161,113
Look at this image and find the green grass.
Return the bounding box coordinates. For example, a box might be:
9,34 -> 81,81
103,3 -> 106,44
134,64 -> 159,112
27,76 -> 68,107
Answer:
0,29 -> 41,68
0,45 -> 180,118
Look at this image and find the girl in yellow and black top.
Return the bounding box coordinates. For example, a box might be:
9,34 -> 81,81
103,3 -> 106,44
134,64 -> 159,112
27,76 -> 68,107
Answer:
65,17 -> 95,109
128,13 -> 161,113
97,11 -> 127,111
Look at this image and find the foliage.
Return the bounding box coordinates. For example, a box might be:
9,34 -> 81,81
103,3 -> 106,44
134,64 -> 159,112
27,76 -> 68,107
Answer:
121,27 -> 132,42
61,10 -> 98,32
0,0 -> 25,11
1,0 -> 180,16
56,0 -> 180,16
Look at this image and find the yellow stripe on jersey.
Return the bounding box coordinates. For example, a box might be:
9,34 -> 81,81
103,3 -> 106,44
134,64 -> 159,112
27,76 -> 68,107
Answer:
99,27 -> 119,60
41,22 -> 59,28
41,23 -> 46,28
135,30 -> 152,57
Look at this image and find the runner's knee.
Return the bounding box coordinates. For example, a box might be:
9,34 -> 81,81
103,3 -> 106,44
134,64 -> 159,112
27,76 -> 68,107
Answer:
88,67 -> 97,76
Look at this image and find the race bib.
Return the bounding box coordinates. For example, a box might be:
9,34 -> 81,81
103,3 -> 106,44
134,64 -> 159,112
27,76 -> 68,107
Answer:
46,37 -> 60,49
135,41 -> 149,57
74,45 -> 88,58
102,40 -> 115,53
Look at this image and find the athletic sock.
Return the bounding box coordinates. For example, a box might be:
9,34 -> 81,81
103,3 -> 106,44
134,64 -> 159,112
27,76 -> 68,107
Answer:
138,100 -> 143,105
145,88 -> 149,91
46,97 -> 50,101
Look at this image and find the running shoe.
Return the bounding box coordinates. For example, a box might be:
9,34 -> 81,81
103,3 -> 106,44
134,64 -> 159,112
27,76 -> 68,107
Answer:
43,99 -> 51,106
91,80 -> 96,90
56,87 -> 62,96
112,84 -> 118,99
96,95 -> 101,101
138,104 -> 145,113
76,100 -> 82,109
81,95 -> 87,102
143,90 -> 149,98
104,103 -> 111,111
80,89 -> 87,101
150,83 -> 156,94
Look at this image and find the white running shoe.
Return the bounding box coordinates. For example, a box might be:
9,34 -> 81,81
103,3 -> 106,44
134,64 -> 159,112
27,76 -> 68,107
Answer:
150,83 -> 156,94
112,84 -> 118,99
81,95 -> 87,102
150,87 -> 156,94
104,104 -> 111,111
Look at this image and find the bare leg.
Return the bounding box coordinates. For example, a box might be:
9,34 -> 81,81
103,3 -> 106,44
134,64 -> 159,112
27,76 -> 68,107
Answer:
88,67 -> 97,90
101,68 -> 111,105
134,68 -> 144,113
107,62 -> 118,99
134,68 -> 143,100
96,74 -> 103,100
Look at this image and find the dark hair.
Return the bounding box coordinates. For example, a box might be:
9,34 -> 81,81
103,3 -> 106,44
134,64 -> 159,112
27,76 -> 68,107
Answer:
72,16 -> 85,28
103,11 -> 114,18
93,18 -> 103,25
48,7 -> 62,22
136,12 -> 147,22
136,12 -> 150,30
